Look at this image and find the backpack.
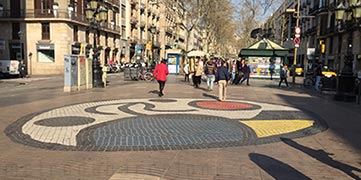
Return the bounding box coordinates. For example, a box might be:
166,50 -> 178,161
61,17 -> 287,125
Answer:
281,69 -> 287,77
269,64 -> 275,71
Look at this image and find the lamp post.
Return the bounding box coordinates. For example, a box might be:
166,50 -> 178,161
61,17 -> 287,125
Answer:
334,0 -> 361,101
85,0 -> 107,87
292,0 -> 301,84
150,24 -> 156,63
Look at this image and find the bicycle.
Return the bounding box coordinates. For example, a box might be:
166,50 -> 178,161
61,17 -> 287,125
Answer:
137,69 -> 153,81
303,76 -> 315,89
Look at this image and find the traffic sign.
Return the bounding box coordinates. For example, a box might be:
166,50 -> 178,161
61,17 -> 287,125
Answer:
295,34 -> 300,38
295,26 -> 301,34
294,37 -> 300,48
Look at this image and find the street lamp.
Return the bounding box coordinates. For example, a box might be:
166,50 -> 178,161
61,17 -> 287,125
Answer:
150,24 -> 157,63
334,0 -> 361,101
85,0 -> 107,87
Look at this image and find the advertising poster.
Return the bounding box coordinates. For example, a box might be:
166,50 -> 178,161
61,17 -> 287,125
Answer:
247,57 -> 282,78
167,55 -> 178,74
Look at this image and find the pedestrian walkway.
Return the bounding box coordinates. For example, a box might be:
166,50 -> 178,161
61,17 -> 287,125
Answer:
0,75 -> 360,180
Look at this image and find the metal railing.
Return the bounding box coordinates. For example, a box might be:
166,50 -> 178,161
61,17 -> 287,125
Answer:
1,9 -> 119,33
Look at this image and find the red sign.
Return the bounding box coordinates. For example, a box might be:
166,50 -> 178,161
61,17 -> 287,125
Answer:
295,26 -> 301,34
294,37 -> 300,45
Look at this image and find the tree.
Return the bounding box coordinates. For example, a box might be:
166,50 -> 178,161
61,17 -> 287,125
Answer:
233,0 -> 283,49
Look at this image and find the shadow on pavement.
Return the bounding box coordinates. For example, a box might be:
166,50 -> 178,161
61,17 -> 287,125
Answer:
249,153 -> 311,180
148,90 -> 159,95
281,138 -> 361,180
202,93 -> 218,100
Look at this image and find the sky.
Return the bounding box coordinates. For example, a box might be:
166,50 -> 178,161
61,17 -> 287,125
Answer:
230,0 -> 283,23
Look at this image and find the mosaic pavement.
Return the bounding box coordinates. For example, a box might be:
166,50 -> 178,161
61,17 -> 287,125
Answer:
5,98 -> 327,151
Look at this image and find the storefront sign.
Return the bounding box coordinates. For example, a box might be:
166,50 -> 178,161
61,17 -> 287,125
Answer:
72,45 -> 80,55
37,44 -> 54,50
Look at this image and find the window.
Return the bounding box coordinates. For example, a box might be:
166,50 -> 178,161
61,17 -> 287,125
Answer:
329,37 -> 333,54
121,5 -> 126,18
97,31 -> 100,45
73,25 -> 78,42
38,49 -> 55,62
12,23 -> 20,40
35,0 -> 53,13
121,27 -> 126,37
42,22 -> 50,40
105,33 -> 108,46
86,30 -> 89,43
37,44 -> 55,62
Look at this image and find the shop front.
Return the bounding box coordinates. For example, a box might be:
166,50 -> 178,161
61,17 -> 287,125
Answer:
166,49 -> 185,74
239,39 -> 288,79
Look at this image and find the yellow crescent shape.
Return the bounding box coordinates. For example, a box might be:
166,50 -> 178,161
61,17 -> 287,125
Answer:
240,120 -> 314,138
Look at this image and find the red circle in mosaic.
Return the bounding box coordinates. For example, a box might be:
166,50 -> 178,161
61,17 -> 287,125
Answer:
196,101 -> 254,110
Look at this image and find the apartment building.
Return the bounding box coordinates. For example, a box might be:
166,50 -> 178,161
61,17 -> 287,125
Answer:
268,0 -> 361,73
0,0 -> 121,75
264,0 -> 296,65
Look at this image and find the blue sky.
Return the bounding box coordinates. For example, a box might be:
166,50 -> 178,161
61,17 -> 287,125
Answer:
230,0 -> 283,23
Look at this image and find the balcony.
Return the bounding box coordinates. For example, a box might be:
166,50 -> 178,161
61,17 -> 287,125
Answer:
0,9 -> 26,18
101,22 -> 120,32
130,16 -> 138,25
140,3 -> 145,12
140,20 -> 146,28
165,27 -> 173,34
178,34 -> 185,41
104,0 -> 120,7
130,37 -> 138,44
131,0 -> 138,9
2,9 -> 120,33
153,40 -> 160,48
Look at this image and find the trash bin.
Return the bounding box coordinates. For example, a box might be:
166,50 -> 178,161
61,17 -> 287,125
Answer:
123,67 -> 131,80
130,67 -> 139,80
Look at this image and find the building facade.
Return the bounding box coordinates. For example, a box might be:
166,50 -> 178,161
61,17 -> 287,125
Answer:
0,0 -> 205,75
267,0 -> 361,74
0,0 -> 121,75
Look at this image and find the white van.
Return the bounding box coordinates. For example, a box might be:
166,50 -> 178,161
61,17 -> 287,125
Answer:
0,60 -> 20,78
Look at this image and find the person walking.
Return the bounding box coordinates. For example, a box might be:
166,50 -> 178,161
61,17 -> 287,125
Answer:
215,60 -> 230,101
193,58 -> 204,88
240,61 -> 250,86
279,65 -> 289,87
183,59 -> 190,82
18,60 -> 27,78
269,59 -> 276,80
205,58 -> 217,91
152,59 -> 169,97
230,60 -> 237,83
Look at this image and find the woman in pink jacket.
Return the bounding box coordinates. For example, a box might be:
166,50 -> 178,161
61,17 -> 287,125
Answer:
152,59 -> 169,97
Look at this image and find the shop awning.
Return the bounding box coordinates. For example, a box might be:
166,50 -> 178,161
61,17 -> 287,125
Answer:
187,50 -> 208,57
239,39 -> 289,57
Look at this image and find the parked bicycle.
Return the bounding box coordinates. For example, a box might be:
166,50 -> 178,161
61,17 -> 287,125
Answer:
137,70 -> 153,81
303,74 -> 336,91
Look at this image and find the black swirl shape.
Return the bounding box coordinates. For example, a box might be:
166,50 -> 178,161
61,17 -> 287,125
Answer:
34,116 -> 96,127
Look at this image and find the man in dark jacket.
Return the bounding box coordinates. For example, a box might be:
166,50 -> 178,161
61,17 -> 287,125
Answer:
215,60 -> 230,101
240,61 -> 250,86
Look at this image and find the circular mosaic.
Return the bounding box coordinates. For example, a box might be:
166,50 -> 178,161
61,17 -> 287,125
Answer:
4,98 -> 327,151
